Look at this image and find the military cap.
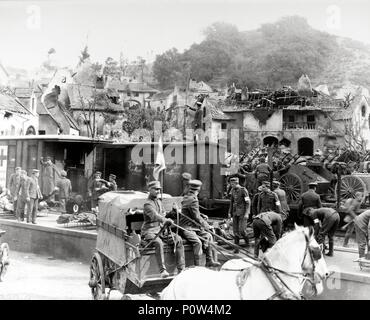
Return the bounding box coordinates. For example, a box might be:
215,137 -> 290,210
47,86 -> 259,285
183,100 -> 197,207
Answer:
229,177 -> 239,183
182,172 -> 192,181
21,170 -> 27,175
32,169 -> 40,174
148,180 -> 161,189
272,180 -> 280,186
188,179 -> 202,190
15,167 -> 22,171
46,156 -> 52,160
308,181 -> 318,187
262,181 -> 270,186
109,174 -> 116,179
60,170 -> 67,177
258,186 -> 263,192
94,171 -> 102,175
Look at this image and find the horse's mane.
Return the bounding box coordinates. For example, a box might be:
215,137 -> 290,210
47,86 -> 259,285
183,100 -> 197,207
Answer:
266,226 -> 306,261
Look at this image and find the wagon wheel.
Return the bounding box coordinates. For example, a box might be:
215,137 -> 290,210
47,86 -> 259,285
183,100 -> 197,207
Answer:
335,175 -> 367,204
0,243 -> 10,282
279,173 -> 303,204
89,253 -> 107,300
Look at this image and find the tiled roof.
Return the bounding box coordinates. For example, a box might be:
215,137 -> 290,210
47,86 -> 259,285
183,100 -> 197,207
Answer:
0,92 -> 31,114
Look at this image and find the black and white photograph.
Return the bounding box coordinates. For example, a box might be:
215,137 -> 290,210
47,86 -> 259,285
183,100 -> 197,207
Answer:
0,0 -> 370,306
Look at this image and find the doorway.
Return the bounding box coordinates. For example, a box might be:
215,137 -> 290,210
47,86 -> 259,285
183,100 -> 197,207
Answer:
298,137 -> 314,156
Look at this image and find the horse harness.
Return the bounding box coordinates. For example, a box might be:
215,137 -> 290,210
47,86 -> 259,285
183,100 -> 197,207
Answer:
235,230 -> 321,300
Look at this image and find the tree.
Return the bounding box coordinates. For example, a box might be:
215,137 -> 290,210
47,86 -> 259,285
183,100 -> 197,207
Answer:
78,45 -> 90,66
152,48 -> 184,89
102,57 -> 121,79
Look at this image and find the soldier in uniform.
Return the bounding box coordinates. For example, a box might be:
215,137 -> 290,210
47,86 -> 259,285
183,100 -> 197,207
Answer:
107,174 -> 118,191
255,157 -> 271,187
181,172 -> 192,196
27,169 -> 43,224
252,211 -> 282,258
304,207 -> 340,256
342,192 -> 363,247
354,210 -> 370,259
141,181 -> 185,278
257,181 -> 281,214
56,170 -> 72,213
298,182 -> 322,226
8,167 -> 22,213
179,180 -> 220,267
272,180 -> 290,223
88,171 -> 108,210
227,177 -> 250,252
40,156 -> 60,199
16,170 -> 30,222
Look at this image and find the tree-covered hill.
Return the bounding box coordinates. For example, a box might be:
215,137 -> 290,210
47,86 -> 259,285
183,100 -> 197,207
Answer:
152,16 -> 370,92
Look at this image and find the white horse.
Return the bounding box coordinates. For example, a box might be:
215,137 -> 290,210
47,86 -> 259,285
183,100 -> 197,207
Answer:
160,225 -> 329,300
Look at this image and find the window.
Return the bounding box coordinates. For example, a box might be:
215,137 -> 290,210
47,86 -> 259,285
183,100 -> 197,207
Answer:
134,92 -> 140,97
221,122 -> 227,130
202,123 -> 206,131
288,115 -> 295,122
307,115 -> 315,122
362,105 -> 366,117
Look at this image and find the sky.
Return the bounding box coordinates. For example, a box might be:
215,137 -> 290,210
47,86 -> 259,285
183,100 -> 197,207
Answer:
0,0 -> 369,71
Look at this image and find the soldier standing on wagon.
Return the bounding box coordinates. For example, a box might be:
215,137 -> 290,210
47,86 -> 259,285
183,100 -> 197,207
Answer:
88,171 -> 107,210
15,170 -> 30,222
179,180 -> 220,268
56,170 -> 72,213
8,167 -> 22,213
228,177 -> 250,253
107,174 -> 118,191
141,181 -> 185,278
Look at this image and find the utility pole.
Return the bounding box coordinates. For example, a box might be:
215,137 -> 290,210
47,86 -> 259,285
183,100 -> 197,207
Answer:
184,63 -> 191,135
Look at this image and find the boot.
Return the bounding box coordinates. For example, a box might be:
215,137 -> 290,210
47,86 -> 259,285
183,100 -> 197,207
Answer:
243,237 -> 250,248
233,238 -> 240,253
326,241 -> 334,257
205,248 -> 220,268
194,255 -> 202,266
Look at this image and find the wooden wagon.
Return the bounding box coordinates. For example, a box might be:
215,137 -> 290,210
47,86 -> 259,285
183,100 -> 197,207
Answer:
88,190 -> 215,300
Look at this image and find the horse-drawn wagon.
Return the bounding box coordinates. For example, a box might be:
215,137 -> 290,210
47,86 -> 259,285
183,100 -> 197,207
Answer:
88,190 -> 216,300
0,230 -> 9,282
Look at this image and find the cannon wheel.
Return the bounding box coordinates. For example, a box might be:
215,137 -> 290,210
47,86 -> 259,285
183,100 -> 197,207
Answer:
335,175 -> 367,204
279,173 -> 303,204
89,252 -> 107,300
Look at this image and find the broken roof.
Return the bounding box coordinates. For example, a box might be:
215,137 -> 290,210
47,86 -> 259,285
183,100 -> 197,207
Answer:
0,92 -> 32,115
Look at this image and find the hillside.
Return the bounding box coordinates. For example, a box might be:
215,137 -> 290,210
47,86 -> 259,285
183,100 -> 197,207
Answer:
152,16 -> 370,93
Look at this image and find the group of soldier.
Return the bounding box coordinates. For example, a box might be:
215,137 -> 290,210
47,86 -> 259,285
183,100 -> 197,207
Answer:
88,171 -> 117,210
141,174 -> 220,278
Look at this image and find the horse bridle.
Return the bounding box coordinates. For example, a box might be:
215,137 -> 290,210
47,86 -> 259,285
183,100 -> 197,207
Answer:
236,229 -> 323,300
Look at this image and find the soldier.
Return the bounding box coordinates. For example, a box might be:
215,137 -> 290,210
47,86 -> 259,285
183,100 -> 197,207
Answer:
251,186 -> 263,218
88,171 -> 108,210
27,169 -> 43,224
272,180 -> 290,222
181,172 -> 192,196
255,157 -> 271,187
298,182 -> 322,226
40,156 -> 60,199
354,210 -> 370,259
257,181 -> 281,214
227,177 -> 250,252
56,170 -> 72,213
15,170 -> 30,222
107,174 -> 118,191
252,211 -> 282,258
342,192 -> 363,247
141,181 -> 185,278
179,180 -> 220,267
8,167 -> 22,212
304,207 -> 340,256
